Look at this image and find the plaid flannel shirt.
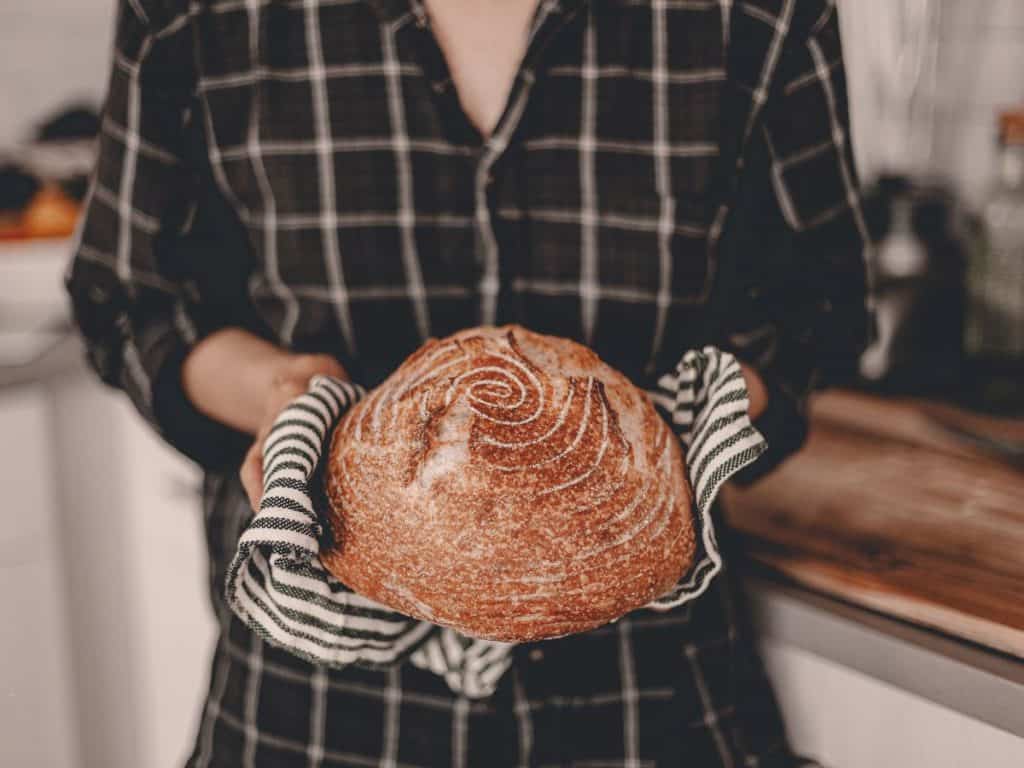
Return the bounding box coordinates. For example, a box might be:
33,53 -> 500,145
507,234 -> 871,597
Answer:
66,0 -> 867,764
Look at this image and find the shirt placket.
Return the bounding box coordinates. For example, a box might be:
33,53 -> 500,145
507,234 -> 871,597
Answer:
405,0 -> 587,326
479,1 -> 589,327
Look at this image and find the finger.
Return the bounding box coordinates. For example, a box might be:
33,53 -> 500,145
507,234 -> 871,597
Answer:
276,379 -> 309,402
290,353 -> 349,382
263,380 -> 308,423
240,443 -> 263,511
738,362 -> 769,421
308,353 -> 348,380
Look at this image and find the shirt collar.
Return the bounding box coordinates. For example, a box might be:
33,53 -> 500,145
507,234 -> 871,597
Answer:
365,0 -> 591,27
363,0 -> 412,25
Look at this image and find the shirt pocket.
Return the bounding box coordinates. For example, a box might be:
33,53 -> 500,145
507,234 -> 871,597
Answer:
587,189 -> 716,306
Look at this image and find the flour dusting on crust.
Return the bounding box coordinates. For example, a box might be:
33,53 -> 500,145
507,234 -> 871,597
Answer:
322,325 -> 695,642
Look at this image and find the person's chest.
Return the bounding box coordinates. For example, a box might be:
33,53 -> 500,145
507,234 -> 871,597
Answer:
421,0 -> 540,139
192,0 -> 729,380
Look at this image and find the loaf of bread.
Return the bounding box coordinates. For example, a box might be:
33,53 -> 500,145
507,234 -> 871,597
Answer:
322,325 -> 694,642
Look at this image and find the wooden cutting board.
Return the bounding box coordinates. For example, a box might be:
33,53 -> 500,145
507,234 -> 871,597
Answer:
723,390 -> 1024,658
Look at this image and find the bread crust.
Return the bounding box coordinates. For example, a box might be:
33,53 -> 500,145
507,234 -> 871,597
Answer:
323,325 -> 694,642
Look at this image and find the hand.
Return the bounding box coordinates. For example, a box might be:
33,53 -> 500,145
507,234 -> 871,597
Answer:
738,362 -> 769,421
239,353 -> 348,511
181,329 -> 348,509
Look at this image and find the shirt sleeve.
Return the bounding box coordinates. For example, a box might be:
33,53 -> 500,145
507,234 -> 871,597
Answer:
723,0 -> 873,483
65,0 -> 252,469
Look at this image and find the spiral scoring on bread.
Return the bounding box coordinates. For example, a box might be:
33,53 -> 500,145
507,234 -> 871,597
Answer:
324,327 -> 694,641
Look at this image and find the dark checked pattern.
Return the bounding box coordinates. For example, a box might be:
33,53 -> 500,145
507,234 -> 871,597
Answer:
67,0 -> 870,413
192,573 -> 820,767
66,0 -> 867,763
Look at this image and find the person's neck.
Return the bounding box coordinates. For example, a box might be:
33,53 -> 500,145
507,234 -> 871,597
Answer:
423,0 -> 542,138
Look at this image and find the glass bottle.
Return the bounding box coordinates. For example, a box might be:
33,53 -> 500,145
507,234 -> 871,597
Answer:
965,110 -> 1024,411
860,188 -> 929,383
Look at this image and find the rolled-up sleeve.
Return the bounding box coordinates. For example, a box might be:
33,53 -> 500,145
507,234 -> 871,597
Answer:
725,0 -> 873,482
66,0 -> 251,469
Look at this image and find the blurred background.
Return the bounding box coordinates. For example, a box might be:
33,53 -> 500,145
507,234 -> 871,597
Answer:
1,1 -> 1022,766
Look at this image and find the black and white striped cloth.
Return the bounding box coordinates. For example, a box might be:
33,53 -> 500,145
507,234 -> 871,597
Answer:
226,345 -> 766,698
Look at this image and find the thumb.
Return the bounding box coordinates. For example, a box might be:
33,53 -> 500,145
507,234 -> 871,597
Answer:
241,439 -> 264,512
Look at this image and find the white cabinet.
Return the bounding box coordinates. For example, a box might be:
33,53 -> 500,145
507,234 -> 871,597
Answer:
0,238 -> 216,768
116,393 -> 218,768
0,389 -> 77,768
49,369 -> 217,768
752,584 -> 1024,767
763,642 -> 1024,767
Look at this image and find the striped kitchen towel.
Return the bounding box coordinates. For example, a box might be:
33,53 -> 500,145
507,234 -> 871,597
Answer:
225,346 -> 767,698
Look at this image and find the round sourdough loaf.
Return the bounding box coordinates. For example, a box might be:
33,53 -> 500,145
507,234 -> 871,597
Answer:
322,325 -> 694,641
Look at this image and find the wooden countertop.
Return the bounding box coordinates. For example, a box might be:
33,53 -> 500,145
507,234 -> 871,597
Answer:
723,390 -> 1024,659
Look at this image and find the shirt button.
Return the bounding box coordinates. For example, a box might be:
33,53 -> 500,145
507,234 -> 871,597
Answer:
431,80 -> 448,95
88,284 -> 111,304
528,648 -> 544,662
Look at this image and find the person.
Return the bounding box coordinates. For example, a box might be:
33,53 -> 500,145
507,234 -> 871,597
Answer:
66,0 -> 871,765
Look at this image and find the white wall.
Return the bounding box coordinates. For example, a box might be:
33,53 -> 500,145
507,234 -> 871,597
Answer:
0,0 -> 116,145
930,0 -> 1024,206
839,0 -> 1024,205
